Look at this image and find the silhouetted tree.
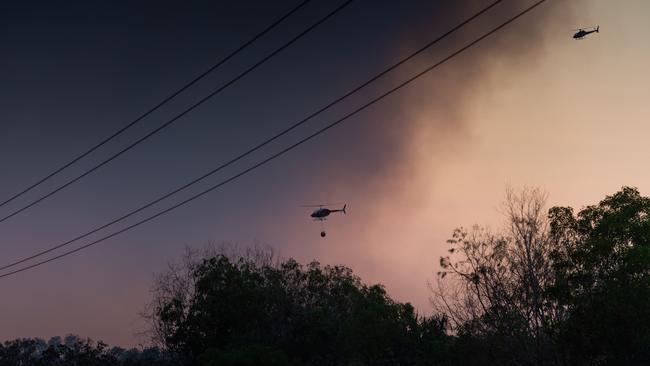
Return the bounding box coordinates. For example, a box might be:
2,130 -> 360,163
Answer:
549,186 -> 650,365
0,335 -> 172,366
434,186 -> 650,365
433,187 -> 560,365
148,246 -> 448,365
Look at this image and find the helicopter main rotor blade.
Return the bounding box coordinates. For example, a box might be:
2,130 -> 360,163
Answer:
572,25 -> 597,31
300,202 -> 345,207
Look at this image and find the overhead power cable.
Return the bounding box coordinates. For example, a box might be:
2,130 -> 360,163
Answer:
0,0 -> 503,272
0,0 -> 548,279
0,0 -> 312,211
0,0 -> 353,225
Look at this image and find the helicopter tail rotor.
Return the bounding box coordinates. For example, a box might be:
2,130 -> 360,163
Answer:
596,25 -> 599,33
342,204 -> 347,214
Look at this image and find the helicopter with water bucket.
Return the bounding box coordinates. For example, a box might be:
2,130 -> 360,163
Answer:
302,203 -> 347,237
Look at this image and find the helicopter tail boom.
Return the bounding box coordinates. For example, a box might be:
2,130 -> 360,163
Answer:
328,204 -> 347,215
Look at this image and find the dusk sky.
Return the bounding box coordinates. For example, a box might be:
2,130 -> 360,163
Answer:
1,0 -> 648,347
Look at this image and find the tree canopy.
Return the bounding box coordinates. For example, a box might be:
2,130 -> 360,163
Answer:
549,186 -> 650,364
433,186 -> 650,366
150,252 -> 447,366
0,335 -> 172,366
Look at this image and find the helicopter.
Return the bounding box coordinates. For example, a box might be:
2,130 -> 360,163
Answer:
573,26 -> 599,40
303,203 -> 347,237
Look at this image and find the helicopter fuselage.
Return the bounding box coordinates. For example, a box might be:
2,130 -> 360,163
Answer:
573,26 -> 598,39
310,205 -> 346,220
311,208 -> 334,219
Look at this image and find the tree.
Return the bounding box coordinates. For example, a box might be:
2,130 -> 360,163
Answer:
549,186 -> 650,365
147,245 -> 448,365
0,336 -> 172,366
433,187 -> 560,365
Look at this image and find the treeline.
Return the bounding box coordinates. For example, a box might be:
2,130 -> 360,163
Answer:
0,335 -> 172,365
3,187 -> 650,365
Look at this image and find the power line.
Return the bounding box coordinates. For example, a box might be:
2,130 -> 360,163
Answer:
0,0 -> 503,272
0,0 -> 354,225
0,0 -> 548,279
0,0 -> 312,210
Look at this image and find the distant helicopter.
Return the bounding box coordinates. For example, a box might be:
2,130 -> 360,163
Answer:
303,203 -> 347,237
573,26 -> 599,40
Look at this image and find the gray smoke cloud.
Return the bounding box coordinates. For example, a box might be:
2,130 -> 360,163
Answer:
299,0 -> 580,310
